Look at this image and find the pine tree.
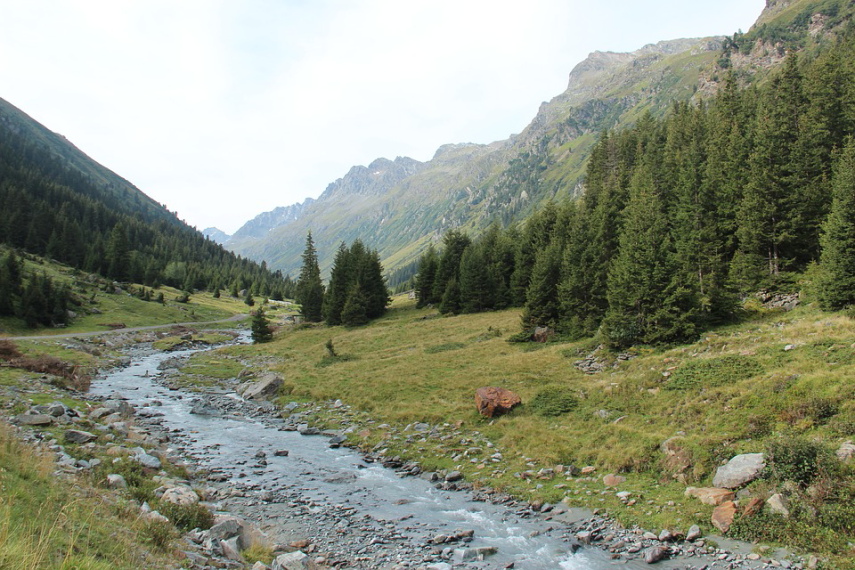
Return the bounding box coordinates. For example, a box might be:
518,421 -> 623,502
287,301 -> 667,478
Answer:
341,283 -> 369,326
602,162 -> 694,348
439,277 -> 462,315
323,242 -> 352,325
522,242 -> 562,328
415,244 -> 439,308
106,223 -> 130,282
295,231 -> 324,322
458,244 -> 495,313
431,230 -> 470,303
817,138 -> 855,310
251,308 -> 273,343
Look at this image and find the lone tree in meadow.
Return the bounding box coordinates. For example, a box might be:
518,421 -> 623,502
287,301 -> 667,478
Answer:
251,307 -> 273,344
295,231 -> 324,322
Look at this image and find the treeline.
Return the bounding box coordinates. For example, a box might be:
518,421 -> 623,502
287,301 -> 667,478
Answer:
296,233 -> 389,326
0,118 -> 292,306
416,31 -> 855,347
0,250 -> 72,327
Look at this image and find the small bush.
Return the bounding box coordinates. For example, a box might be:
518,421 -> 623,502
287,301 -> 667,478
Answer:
0,340 -> 22,360
156,501 -> 214,531
139,519 -> 177,550
665,355 -> 764,390
242,542 -> 275,565
528,387 -> 579,417
765,436 -> 836,487
316,354 -> 357,368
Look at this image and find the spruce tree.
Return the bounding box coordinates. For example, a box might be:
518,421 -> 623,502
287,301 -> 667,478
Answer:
522,242 -> 562,328
818,138 -> 855,310
602,162 -> 694,348
415,244 -> 439,308
341,283 -> 369,326
458,244 -> 495,313
295,231 -> 324,322
251,308 -> 273,343
323,242 -> 352,325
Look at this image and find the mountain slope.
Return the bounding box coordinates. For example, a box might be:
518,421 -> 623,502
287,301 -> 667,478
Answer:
228,0 -> 852,279
0,96 -> 288,302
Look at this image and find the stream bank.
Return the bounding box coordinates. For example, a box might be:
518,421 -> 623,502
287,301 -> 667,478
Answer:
90,337 -> 801,570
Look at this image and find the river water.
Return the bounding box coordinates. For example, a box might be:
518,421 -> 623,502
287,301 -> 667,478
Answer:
90,342 -> 644,569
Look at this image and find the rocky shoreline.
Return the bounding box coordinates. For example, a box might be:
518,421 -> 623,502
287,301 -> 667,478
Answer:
4,336 -> 815,569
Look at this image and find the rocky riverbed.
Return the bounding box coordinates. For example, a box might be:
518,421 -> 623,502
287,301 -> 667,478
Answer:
5,335 -> 814,569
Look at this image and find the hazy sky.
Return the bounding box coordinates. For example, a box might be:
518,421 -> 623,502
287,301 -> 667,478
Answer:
0,1 -> 765,234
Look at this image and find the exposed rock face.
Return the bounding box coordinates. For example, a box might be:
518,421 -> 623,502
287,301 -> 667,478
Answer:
712,453 -> 766,489
474,387 -> 521,418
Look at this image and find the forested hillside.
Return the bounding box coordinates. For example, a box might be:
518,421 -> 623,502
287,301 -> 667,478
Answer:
416,22 -> 855,347
0,97 -> 291,326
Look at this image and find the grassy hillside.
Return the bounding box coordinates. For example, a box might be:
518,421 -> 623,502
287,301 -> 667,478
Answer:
195,293 -> 855,565
0,250 -> 250,338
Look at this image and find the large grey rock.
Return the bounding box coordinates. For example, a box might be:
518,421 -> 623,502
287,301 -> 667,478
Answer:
34,401 -> 69,417
272,551 -> 314,570
837,440 -> 855,462
766,493 -> 790,517
14,413 -> 53,426
712,453 -> 765,489
106,474 -> 128,489
64,429 -> 97,444
241,373 -> 284,401
161,485 -> 199,506
132,447 -> 162,469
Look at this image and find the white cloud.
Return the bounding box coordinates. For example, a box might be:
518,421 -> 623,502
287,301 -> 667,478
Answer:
0,0 -> 765,233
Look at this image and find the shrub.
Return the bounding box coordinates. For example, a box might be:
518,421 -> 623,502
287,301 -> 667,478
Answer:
528,387 -> 579,417
139,519 -> 177,550
765,436 -> 836,487
0,340 -> 22,360
156,501 -> 214,531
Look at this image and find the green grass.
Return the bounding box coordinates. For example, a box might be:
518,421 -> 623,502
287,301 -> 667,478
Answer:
0,255 -> 248,338
0,424 -> 174,569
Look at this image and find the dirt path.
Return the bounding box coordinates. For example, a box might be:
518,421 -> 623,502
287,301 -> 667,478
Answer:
1,312 -> 250,341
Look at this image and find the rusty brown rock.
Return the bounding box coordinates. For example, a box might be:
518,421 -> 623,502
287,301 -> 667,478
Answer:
475,387 -> 521,418
684,487 -> 736,506
603,474 -> 627,487
711,501 -> 737,533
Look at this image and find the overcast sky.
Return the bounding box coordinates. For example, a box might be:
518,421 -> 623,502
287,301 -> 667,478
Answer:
0,1 -> 765,234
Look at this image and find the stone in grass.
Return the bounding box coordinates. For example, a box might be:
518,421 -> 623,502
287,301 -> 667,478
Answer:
684,487 -> 735,506
603,473 -> 626,487
106,474 -> 128,489
445,470 -> 464,482
161,486 -> 199,506
14,414 -> 53,426
712,453 -> 765,489
64,429 -> 97,444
